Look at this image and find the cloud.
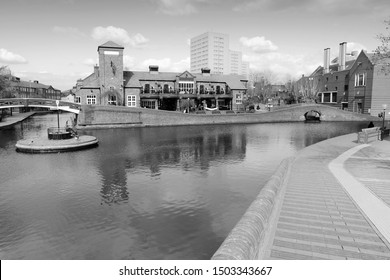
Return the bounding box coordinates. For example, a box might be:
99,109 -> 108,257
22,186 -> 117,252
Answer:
346,42 -> 368,52
139,57 -> 190,72
82,58 -> 97,66
123,55 -> 136,70
245,52 -> 320,83
239,36 -> 278,53
0,49 -> 28,64
171,57 -> 190,72
91,26 -> 149,48
141,58 -> 172,69
233,0 -> 390,15
52,26 -> 86,37
152,0 -> 207,15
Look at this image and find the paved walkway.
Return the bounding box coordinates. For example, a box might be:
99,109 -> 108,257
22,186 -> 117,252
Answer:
261,134 -> 390,260
0,112 -> 35,129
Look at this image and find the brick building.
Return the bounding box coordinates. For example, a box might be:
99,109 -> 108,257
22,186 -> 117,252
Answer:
74,41 -> 248,111
1,75 -> 61,100
296,42 -> 390,116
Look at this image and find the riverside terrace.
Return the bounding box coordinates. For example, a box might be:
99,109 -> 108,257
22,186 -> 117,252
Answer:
212,133 -> 390,260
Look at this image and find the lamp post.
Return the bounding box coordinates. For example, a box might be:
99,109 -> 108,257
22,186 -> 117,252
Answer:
379,104 -> 387,141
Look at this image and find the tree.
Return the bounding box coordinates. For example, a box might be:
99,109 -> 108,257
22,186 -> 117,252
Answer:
376,18 -> 390,58
249,71 -> 275,102
375,18 -> 390,73
179,98 -> 195,112
0,66 -> 14,98
294,76 -> 320,103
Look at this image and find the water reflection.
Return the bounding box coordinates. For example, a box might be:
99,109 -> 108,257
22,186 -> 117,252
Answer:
94,125 -> 247,206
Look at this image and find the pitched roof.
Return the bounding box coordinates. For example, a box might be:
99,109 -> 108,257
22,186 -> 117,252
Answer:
98,41 -> 124,50
11,79 -> 59,91
123,70 -> 247,90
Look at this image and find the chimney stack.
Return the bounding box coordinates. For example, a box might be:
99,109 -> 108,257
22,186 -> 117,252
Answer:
94,64 -> 99,77
338,42 -> 347,71
324,48 -> 330,74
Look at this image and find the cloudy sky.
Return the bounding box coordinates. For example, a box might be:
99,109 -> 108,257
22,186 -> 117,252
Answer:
1,0 -> 389,90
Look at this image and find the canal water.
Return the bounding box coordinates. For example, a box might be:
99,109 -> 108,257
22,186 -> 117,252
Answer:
0,113 -> 369,259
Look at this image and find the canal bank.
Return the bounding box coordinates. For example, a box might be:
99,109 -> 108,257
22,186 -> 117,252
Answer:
212,133 -> 390,260
77,104 -> 379,129
0,112 -> 35,129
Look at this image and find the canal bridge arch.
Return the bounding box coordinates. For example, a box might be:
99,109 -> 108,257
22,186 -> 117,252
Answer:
0,98 -> 81,114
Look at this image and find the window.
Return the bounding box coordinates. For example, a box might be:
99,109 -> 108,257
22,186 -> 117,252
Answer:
163,84 -> 169,93
75,96 -> 81,103
355,73 -> 366,86
179,82 -> 194,94
141,100 -> 156,109
236,93 -> 242,104
144,84 -> 150,94
108,95 -> 117,105
86,95 -> 96,104
320,92 -> 337,103
199,85 -> 204,94
332,92 -> 337,103
127,95 -> 136,107
323,93 -> 331,103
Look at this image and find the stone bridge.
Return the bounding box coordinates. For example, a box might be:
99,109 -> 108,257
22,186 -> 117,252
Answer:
78,104 -> 379,128
0,98 -> 81,114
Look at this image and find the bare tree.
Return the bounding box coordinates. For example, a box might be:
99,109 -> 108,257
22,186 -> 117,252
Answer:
0,66 -> 14,98
295,76 -> 320,103
375,18 -> 390,73
376,18 -> 390,58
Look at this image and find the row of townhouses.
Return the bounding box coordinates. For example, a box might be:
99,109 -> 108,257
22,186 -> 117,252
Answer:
1,75 -> 61,100
73,41 -> 248,111
296,42 -> 390,117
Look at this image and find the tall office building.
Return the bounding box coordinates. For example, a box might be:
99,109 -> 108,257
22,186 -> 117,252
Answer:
190,32 -> 248,77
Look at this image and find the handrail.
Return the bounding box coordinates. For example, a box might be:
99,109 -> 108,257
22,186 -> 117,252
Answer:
0,98 -> 81,113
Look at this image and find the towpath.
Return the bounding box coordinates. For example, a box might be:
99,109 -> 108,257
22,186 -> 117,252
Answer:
261,133 -> 390,259
0,112 -> 35,129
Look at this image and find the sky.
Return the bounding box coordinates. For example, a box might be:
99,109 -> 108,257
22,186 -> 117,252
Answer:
0,0 -> 389,91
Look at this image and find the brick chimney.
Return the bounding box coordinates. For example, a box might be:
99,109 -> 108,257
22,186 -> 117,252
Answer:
94,64 -> 99,77
201,67 -> 211,76
149,65 -> 159,74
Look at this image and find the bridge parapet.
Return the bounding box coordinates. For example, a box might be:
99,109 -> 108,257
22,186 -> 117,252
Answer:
0,98 -> 81,114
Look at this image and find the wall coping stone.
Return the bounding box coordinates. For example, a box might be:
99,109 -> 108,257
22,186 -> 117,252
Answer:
211,157 -> 294,260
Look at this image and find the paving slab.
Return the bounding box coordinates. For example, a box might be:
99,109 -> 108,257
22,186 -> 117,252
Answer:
260,134 -> 390,260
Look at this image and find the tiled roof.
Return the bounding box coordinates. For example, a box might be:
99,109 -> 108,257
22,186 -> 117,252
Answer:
98,41 -> 124,49
124,70 -> 247,90
11,80 -> 59,91
311,59 -> 356,76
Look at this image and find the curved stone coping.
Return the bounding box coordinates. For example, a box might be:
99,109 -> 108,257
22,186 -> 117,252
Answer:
15,135 -> 98,153
212,157 -> 294,260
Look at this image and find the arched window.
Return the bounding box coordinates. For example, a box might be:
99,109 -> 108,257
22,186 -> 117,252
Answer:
144,84 -> 150,94
163,84 -> 169,93
200,85 -> 204,94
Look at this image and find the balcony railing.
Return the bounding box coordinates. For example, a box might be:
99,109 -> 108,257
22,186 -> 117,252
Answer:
140,88 -> 232,96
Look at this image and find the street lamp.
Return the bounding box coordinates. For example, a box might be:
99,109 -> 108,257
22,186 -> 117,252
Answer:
382,104 -> 387,129
378,104 -> 387,141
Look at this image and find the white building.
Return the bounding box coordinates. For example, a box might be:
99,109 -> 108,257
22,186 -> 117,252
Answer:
190,32 -> 248,77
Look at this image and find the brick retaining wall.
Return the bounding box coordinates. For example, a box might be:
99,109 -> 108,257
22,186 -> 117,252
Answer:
78,104 -> 379,128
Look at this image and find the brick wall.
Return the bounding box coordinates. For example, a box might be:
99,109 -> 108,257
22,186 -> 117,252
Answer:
78,104 -> 379,128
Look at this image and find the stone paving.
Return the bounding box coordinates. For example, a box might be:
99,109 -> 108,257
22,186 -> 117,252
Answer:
262,134 -> 390,260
